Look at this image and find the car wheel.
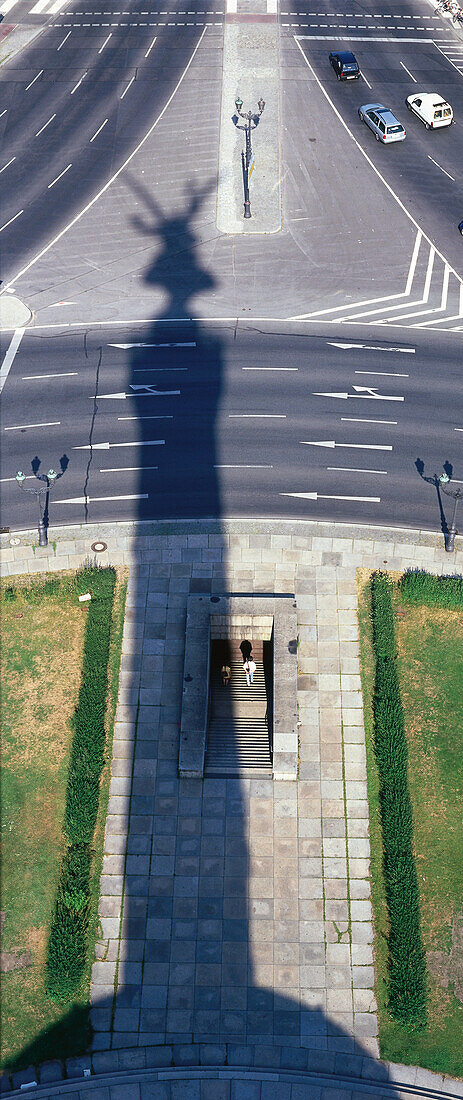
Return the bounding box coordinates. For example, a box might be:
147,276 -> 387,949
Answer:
358,109 -> 363,120
425,121 -> 430,130
459,221 -> 463,235
337,72 -> 341,80
406,100 -> 412,110
375,131 -> 380,140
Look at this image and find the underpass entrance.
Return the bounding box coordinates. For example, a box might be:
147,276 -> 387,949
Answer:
205,639 -> 273,777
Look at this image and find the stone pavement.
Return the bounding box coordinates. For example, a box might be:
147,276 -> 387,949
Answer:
2,519 -> 462,1098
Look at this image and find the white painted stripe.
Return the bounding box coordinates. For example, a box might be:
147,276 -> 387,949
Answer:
281,491 -> 381,502
405,230 -> 422,295
120,75 -> 135,99
242,366 -> 298,371
0,329 -> 24,395
440,264 -> 450,311
0,110 -> 7,119
117,415 -> 173,421
0,0 -> 22,11
70,72 -> 87,94
360,70 -> 372,89
214,464 -> 273,468
48,163 -> 72,188
0,475 -> 35,483
56,493 -> 148,504
133,367 -> 187,373
295,33 -> 433,40
108,341 -> 196,347
22,371 -> 77,379
327,466 -> 388,474
90,118 -> 108,141
35,114 -> 56,136
300,440 -> 392,450
1,29 -> 207,295
228,414 -> 286,418
98,31 -> 112,50
100,465 -> 158,472
427,155 -> 455,182
57,30 -> 71,48
145,34 -> 157,55
400,60 -> 417,81
0,210 -> 23,234
0,157 -> 15,174
266,0 -> 277,11
25,70 -> 44,91
29,0 -> 49,11
355,370 -> 408,377
47,0 -> 66,11
341,417 -> 397,424
5,420 -> 60,430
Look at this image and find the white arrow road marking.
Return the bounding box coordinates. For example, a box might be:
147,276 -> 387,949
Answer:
313,387 -> 404,402
281,492 -> 381,503
73,439 -> 165,450
108,342 -> 195,348
96,388 -> 180,398
56,494 -> 148,504
300,440 -> 392,450
327,342 -> 415,353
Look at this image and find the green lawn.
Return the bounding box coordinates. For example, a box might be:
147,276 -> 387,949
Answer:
0,570 -> 127,1071
357,572 -> 463,1077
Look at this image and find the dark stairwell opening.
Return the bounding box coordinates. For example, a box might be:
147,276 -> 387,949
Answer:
205,639 -> 273,778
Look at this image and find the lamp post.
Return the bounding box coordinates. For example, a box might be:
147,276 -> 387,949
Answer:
234,96 -> 265,218
439,472 -> 462,552
15,468 -> 58,547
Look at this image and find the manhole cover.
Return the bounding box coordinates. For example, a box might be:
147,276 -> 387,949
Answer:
9,537 -> 20,546
91,541 -> 107,553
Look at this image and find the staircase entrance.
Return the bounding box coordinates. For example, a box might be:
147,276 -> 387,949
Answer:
205,640 -> 273,777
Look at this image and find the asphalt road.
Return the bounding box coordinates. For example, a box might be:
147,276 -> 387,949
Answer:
0,1 -> 214,277
0,0 -> 462,536
1,321 -> 462,535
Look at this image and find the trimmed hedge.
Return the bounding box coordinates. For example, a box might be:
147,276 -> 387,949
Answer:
399,568 -> 463,609
371,572 -> 427,1028
46,566 -> 116,1000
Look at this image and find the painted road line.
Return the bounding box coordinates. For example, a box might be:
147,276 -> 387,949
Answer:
73,439 -> 166,449
0,157 -> 15,174
327,466 -> 388,473
117,415 -> 173,421
228,414 -> 286,418
1,29 -> 207,293
57,30 -> 71,48
29,0 -> 51,9
300,440 -> 393,450
214,464 -> 274,468
281,492 -> 381,502
4,420 -> 60,430
361,70 -> 372,89
120,75 -> 135,99
36,114 -> 56,137
313,387 -> 404,401
327,341 -> 415,352
405,230 -> 422,295
0,329 -> 24,395
97,388 -> 180,399
0,110 -> 7,119
70,72 -> 87,94
0,475 -> 35,483
48,164 -> 72,188
427,155 -> 455,182
145,34 -> 157,55
242,366 -> 298,371
400,60 -> 417,80
100,465 -> 158,472
22,371 -> 78,379
355,370 -> 409,377
133,367 -> 187,373
0,210 -> 23,234
109,341 -> 196,348
25,70 -> 44,91
98,31 -> 112,50
341,417 -> 397,424
56,493 -> 149,504
90,118 -> 108,142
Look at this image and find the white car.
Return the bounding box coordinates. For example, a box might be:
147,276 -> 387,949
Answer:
406,93 -> 453,130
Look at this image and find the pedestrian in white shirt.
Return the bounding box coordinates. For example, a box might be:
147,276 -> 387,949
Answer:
243,658 -> 256,686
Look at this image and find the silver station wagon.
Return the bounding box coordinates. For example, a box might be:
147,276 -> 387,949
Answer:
358,103 -> 406,143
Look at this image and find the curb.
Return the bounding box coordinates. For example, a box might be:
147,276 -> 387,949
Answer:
3,1044 -> 463,1097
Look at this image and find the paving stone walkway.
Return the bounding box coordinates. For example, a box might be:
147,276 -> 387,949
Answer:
2,519 -> 462,1098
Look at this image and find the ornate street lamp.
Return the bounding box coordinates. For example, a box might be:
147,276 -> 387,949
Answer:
15,468 -> 58,547
439,472 -> 462,552
234,96 -> 266,218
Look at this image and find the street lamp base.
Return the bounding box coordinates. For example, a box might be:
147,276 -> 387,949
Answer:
244,200 -> 251,219
38,521 -> 48,548
445,529 -> 456,552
